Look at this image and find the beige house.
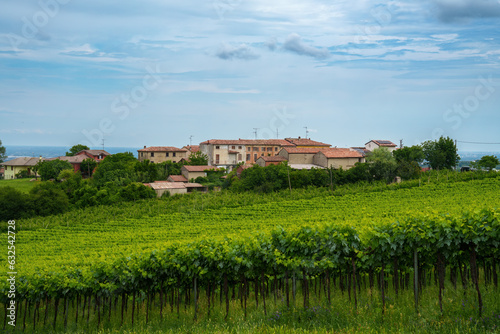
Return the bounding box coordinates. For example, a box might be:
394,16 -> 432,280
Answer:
137,146 -> 188,163
1,157 -> 43,179
199,139 -> 296,169
365,140 -> 397,152
278,147 -> 323,165
313,148 -> 365,170
181,165 -> 220,181
146,181 -> 206,197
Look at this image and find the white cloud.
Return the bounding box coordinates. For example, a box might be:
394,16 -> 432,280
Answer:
215,44 -> 260,60
283,33 -> 330,59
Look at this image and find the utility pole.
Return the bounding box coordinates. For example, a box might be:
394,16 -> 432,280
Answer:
189,135 -> 194,147
276,128 -> 279,139
400,139 -> 403,149
253,128 -> 259,139
101,139 -> 105,151
304,126 -> 309,139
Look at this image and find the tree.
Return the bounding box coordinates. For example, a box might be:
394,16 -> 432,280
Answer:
422,136 -> 460,170
186,151 -> 209,165
29,182 -> 69,216
36,159 -> 73,181
92,152 -> 137,187
393,145 -> 424,180
80,158 -> 98,177
0,139 -> 6,164
476,155 -> 500,171
66,144 -> 90,156
0,186 -> 32,221
393,145 -> 424,164
366,147 -> 397,182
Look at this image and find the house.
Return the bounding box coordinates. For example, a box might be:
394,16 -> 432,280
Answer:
181,165 -> 220,181
0,167 -> 4,179
49,155 -> 90,172
236,164 -> 252,177
182,145 -> 200,154
137,146 -> 188,163
365,140 -> 397,152
167,175 -> 188,183
313,148 -> 365,170
255,155 -> 287,167
145,181 -> 207,197
75,150 -> 110,161
199,139 -> 295,169
278,147 -> 323,165
350,147 -> 369,157
49,150 -> 111,173
1,157 -> 43,179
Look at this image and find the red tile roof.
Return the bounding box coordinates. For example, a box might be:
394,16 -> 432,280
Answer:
183,145 -> 200,153
281,147 -> 323,154
319,148 -> 364,159
1,157 -> 43,166
138,146 -> 188,152
76,150 -> 111,156
49,155 -> 88,164
167,175 -> 188,182
366,140 -> 397,147
285,137 -> 331,147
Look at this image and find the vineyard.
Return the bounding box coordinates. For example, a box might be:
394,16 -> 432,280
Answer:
1,172 -> 500,332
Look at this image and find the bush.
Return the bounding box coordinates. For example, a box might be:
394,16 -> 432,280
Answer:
119,182 -> 156,201
29,182 -> 69,216
0,186 -> 32,221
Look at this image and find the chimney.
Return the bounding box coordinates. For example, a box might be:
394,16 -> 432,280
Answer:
144,145 -> 146,149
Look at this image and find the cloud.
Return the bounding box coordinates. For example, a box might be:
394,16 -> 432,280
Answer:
283,33 -> 330,59
216,44 -> 260,60
265,37 -> 278,51
433,0 -> 500,23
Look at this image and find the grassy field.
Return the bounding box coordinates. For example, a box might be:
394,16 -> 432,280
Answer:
0,178 -> 40,193
6,175 -> 500,277
1,173 -> 499,333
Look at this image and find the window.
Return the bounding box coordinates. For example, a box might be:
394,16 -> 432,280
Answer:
151,152 -> 155,157
141,152 -> 143,157
239,146 -> 242,149
173,161 -> 176,163
166,152 -> 169,157
261,153 -> 264,156
215,146 -> 220,149
215,154 -> 220,164
275,147 -> 278,151
173,152 -> 176,157
247,147 -> 251,151
232,146 -> 235,149
254,154 -> 257,161
246,154 -> 250,161
262,147 -> 265,151
267,147 -> 272,152
253,147 -> 259,151
238,154 -> 242,160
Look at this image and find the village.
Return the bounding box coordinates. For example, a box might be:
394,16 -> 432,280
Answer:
0,138 -> 398,197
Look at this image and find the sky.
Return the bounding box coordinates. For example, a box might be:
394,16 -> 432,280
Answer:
0,0 -> 499,152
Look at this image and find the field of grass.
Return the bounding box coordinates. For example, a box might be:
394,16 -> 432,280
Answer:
0,178 -> 40,193
1,173 -> 499,333
6,175 -> 500,276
